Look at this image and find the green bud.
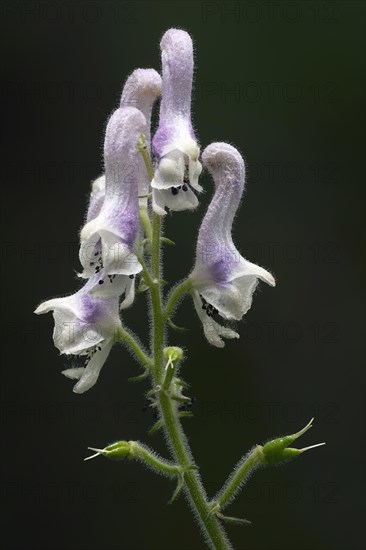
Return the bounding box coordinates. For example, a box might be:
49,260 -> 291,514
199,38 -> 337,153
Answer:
261,418 -> 325,465
85,441 -> 131,461
162,347 -> 184,391
163,346 -> 184,363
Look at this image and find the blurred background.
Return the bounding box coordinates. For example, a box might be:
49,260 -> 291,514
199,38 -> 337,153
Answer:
1,1 -> 365,549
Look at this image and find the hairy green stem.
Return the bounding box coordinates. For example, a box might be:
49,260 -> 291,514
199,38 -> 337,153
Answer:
139,137 -> 231,548
115,326 -> 152,370
164,278 -> 193,320
150,217 -> 231,550
130,441 -> 183,477
151,212 -> 165,382
214,447 -> 264,510
158,392 -> 231,549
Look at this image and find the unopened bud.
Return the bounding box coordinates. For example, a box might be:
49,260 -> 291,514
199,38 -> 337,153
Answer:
261,418 -> 325,465
162,347 -> 184,390
85,441 -> 131,461
163,346 -> 183,363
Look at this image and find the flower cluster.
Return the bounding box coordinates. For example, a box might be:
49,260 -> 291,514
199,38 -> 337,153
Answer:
35,28 -> 275,392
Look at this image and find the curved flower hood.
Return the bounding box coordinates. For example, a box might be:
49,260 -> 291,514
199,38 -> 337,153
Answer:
151,29 -> 202,215
120,68 -> 162,203
189,142 -> 275,346
79,174 -> 136,306
79,107 -> 146,296
34,277 -> 121,393
81,71 -> 162,304
89,69 -> 161,208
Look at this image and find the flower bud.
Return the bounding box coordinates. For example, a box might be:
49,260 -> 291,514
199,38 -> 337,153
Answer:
163,346 -> 184,363
162,347 -> 184,391
261,418 -> 325,465
85,441 -> 131,461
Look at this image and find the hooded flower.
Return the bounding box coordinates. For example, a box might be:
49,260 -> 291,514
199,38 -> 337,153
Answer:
80,71 -> 162,305
34,277 -> 121,393
88,69 -> 161,207
77,175 -> 135,307
151,28 -> 202,215
79,106 -> 146,301
120,68 -> 162,204
189,142 -> 275,347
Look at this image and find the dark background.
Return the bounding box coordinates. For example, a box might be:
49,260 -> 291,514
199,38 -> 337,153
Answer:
1,1 -> 365,549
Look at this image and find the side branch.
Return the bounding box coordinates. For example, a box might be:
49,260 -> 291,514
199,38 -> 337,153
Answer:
115,325 -> 153,370
211,447 -> 264,512
164,278 -> 193,320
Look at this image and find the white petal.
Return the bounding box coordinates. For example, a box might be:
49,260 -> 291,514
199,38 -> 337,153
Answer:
152,187 -> 198,216
151,152 -> 185,190
62,367 -> 84,380
89,274 -> 129,300
34,280 -> 121,355
35,297 -> 101,354
201,278 -> 258,321
100,235 -> 142,276
120,276 -> 135,309
192,292 -> 239,348
196,260 -> 276,321
152,190 -> 168,216
79,224 -> 101,277
189,157 -> 203,192
73,341 -> 113,394
242,260 -> 276,287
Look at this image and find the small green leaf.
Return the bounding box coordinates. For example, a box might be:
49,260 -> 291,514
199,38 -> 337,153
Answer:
161,237 -> 176,246
168,476 -> 184,504
216,512 -> 251,526
148,419 -> 164,435
128,370 -> 149,383
178,411 -> 193,418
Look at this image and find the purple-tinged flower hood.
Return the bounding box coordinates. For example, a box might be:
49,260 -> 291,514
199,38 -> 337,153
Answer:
79,107 -> 145,288
151,28 -> 202,215
120,68 -> 162,201
80,71 -> 162,304
34,277 -> 121,393
189,142 -> 275,346
89,69 -> 161,208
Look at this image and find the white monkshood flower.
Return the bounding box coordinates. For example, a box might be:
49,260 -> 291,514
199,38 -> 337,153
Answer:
34,277 -> 122,393
88,69 -> 161,207
151,28 -> 202,216
120,69 -> 162,152
121,68 -> 162,207
189,143 -> 276,347
81,71 -> 162,306
79,175 -> 136,307
79,106 -> 146,302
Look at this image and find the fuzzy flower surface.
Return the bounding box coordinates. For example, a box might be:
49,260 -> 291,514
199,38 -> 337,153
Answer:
189,143 -> 275,347
79,107 -> 146,301
34,278 -> 121,393
91,69 -> 161,208
152,29 -> 202,215
120,68 -> 162,207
